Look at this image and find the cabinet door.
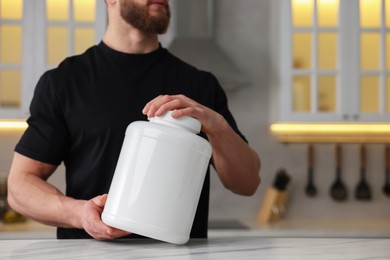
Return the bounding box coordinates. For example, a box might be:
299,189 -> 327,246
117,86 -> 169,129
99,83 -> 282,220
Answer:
279,0 -> 390,123
353,0 -> 390,122
0,0 -> 25,118
0,0 -> 106,119
280,0 -> 344,122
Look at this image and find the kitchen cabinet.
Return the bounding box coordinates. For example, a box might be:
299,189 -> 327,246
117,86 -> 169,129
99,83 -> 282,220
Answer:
275,0 -> 390,123
0,0 -> 106,119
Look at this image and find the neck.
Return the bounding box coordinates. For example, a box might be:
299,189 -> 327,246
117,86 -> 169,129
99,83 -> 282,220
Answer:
102,22 -> 160,54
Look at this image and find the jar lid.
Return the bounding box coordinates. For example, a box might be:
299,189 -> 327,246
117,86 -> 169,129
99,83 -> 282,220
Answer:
149,111 -> 201,134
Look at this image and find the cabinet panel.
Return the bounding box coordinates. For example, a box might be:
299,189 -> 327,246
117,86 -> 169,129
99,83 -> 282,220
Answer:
317,0 -> 339,27
360,76 -> 379,113
386,77 -> 390,112
318,33 -> 337,70
278,0 -> 390,123
318,76 -> 336,112
293,33 -> 312,69
0,70 -> 21,107
360,0 -> 381,28
360,33 -> 380,70
292,0 -> 313,27
0,0 -> 105,118
47,26 -> 68,66
0,0 -> 23,20
74,28 -> 95,55
73,0 -> 95,22
46,0 -> 69,21
0,0 -> 23,115
293,76 -> 311,112
0,25 -> 22,64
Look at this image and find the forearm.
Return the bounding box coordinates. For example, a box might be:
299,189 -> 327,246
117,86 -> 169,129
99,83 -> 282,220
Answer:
7,154 -> 84,229
8,172 -> 83,229
207,122 -> 261,196
142,95 -> 261,195
7,153 -> 130,240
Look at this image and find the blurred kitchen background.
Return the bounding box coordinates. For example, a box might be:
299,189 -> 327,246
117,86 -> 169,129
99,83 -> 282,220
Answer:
0,0 -> 390,235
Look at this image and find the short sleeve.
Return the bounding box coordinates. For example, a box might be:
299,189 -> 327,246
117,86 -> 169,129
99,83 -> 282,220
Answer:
206,73 -> 248,143
15,70 -> 70,165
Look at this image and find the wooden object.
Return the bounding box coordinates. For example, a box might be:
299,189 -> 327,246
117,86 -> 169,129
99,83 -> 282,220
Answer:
257,187 -> 288,223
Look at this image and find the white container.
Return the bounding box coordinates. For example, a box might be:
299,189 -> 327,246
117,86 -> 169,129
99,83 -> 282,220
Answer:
102,111 -> 212,244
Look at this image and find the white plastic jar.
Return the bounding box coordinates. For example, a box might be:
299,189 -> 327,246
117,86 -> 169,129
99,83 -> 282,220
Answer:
102,111 -> 212,244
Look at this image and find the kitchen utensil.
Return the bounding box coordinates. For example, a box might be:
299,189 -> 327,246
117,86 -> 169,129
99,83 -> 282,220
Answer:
383,145 -> 390,197
354,145 -> 372,200
330,144 -> 348,201
0,176 -> 7,218
273,168 -> 291,191
102,111 -> 212,245
305,144 -> 317,197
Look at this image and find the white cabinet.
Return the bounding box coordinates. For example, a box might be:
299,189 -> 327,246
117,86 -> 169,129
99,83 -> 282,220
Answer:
0,0 -> 106,119
274,0 -> 390,123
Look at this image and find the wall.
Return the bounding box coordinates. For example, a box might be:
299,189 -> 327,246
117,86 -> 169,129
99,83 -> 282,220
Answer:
209,0 -> 390,221
0,0 -> 389,224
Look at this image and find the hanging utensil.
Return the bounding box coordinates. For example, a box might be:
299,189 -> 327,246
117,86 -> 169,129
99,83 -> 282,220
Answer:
383,145 -> 390,197
355,145 -> 372,200
273,168 -> 291,191
305,144 -> 317,197
330,144 -> 348,201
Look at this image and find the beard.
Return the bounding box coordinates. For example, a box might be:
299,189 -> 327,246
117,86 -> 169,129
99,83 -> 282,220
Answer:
120,0 -> 171,34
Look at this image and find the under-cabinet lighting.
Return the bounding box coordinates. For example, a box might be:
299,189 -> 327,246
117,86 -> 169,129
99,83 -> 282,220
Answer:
0,120 -> 28,130
270,123 -> 390,143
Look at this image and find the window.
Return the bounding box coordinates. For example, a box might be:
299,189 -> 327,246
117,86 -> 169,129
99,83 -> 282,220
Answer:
0,0 -> 23,109
0,0 -> 105,118
45,0 -> 97,66
279,0 -> 390,122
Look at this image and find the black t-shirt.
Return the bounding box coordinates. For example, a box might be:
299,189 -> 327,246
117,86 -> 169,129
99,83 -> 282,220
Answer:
15,42 -> 246,239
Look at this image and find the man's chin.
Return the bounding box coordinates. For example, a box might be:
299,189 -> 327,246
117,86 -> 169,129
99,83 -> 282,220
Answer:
148,9 -> 168,19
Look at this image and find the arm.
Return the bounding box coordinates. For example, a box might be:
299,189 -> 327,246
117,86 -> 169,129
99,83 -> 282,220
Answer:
143,95 -> 261,196
7,152 -> 130,240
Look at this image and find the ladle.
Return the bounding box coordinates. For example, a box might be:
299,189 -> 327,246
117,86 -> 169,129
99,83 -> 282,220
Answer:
330,144 -> 348,201
354,145 -> 371,200
305,144 -> 317,197
383,145 -> 390,197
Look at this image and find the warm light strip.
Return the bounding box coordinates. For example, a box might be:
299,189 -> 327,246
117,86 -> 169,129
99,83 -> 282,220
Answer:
0,120 -> 28,130
270,123 -> 390,143
270,123 -> 390,134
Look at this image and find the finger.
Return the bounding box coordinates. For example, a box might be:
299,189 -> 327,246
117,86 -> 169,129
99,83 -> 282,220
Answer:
90,194 -> 106,208
106,228 -> 132,239
154,98 -> 186,117
171,106 -> 199,119
143,95 -> 172,116
148,95 -> 178,117
144,95 -> 194,118
142,95 -> 162,115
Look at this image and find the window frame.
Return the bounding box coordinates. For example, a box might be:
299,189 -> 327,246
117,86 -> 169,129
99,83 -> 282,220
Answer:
274,0 -> 390,123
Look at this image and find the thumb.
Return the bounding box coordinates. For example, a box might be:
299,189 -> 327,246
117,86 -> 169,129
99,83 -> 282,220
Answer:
92,194 -> 108,208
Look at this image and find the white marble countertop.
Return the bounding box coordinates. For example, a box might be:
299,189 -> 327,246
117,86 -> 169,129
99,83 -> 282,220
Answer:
0,235 -> 389,259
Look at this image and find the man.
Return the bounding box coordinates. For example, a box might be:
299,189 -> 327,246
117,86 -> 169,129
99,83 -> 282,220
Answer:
7,0 -> 261,240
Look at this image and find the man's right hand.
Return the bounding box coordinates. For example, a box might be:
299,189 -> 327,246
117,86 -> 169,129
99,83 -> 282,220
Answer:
80,194 -> 131,240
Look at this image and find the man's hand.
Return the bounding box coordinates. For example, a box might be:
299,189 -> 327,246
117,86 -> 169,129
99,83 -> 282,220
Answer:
80,194 -> 130,240
142,94 -> 227,136
142,94 -> 261,196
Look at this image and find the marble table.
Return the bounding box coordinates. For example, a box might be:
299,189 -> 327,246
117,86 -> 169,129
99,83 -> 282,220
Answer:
0,235 -> 389,259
